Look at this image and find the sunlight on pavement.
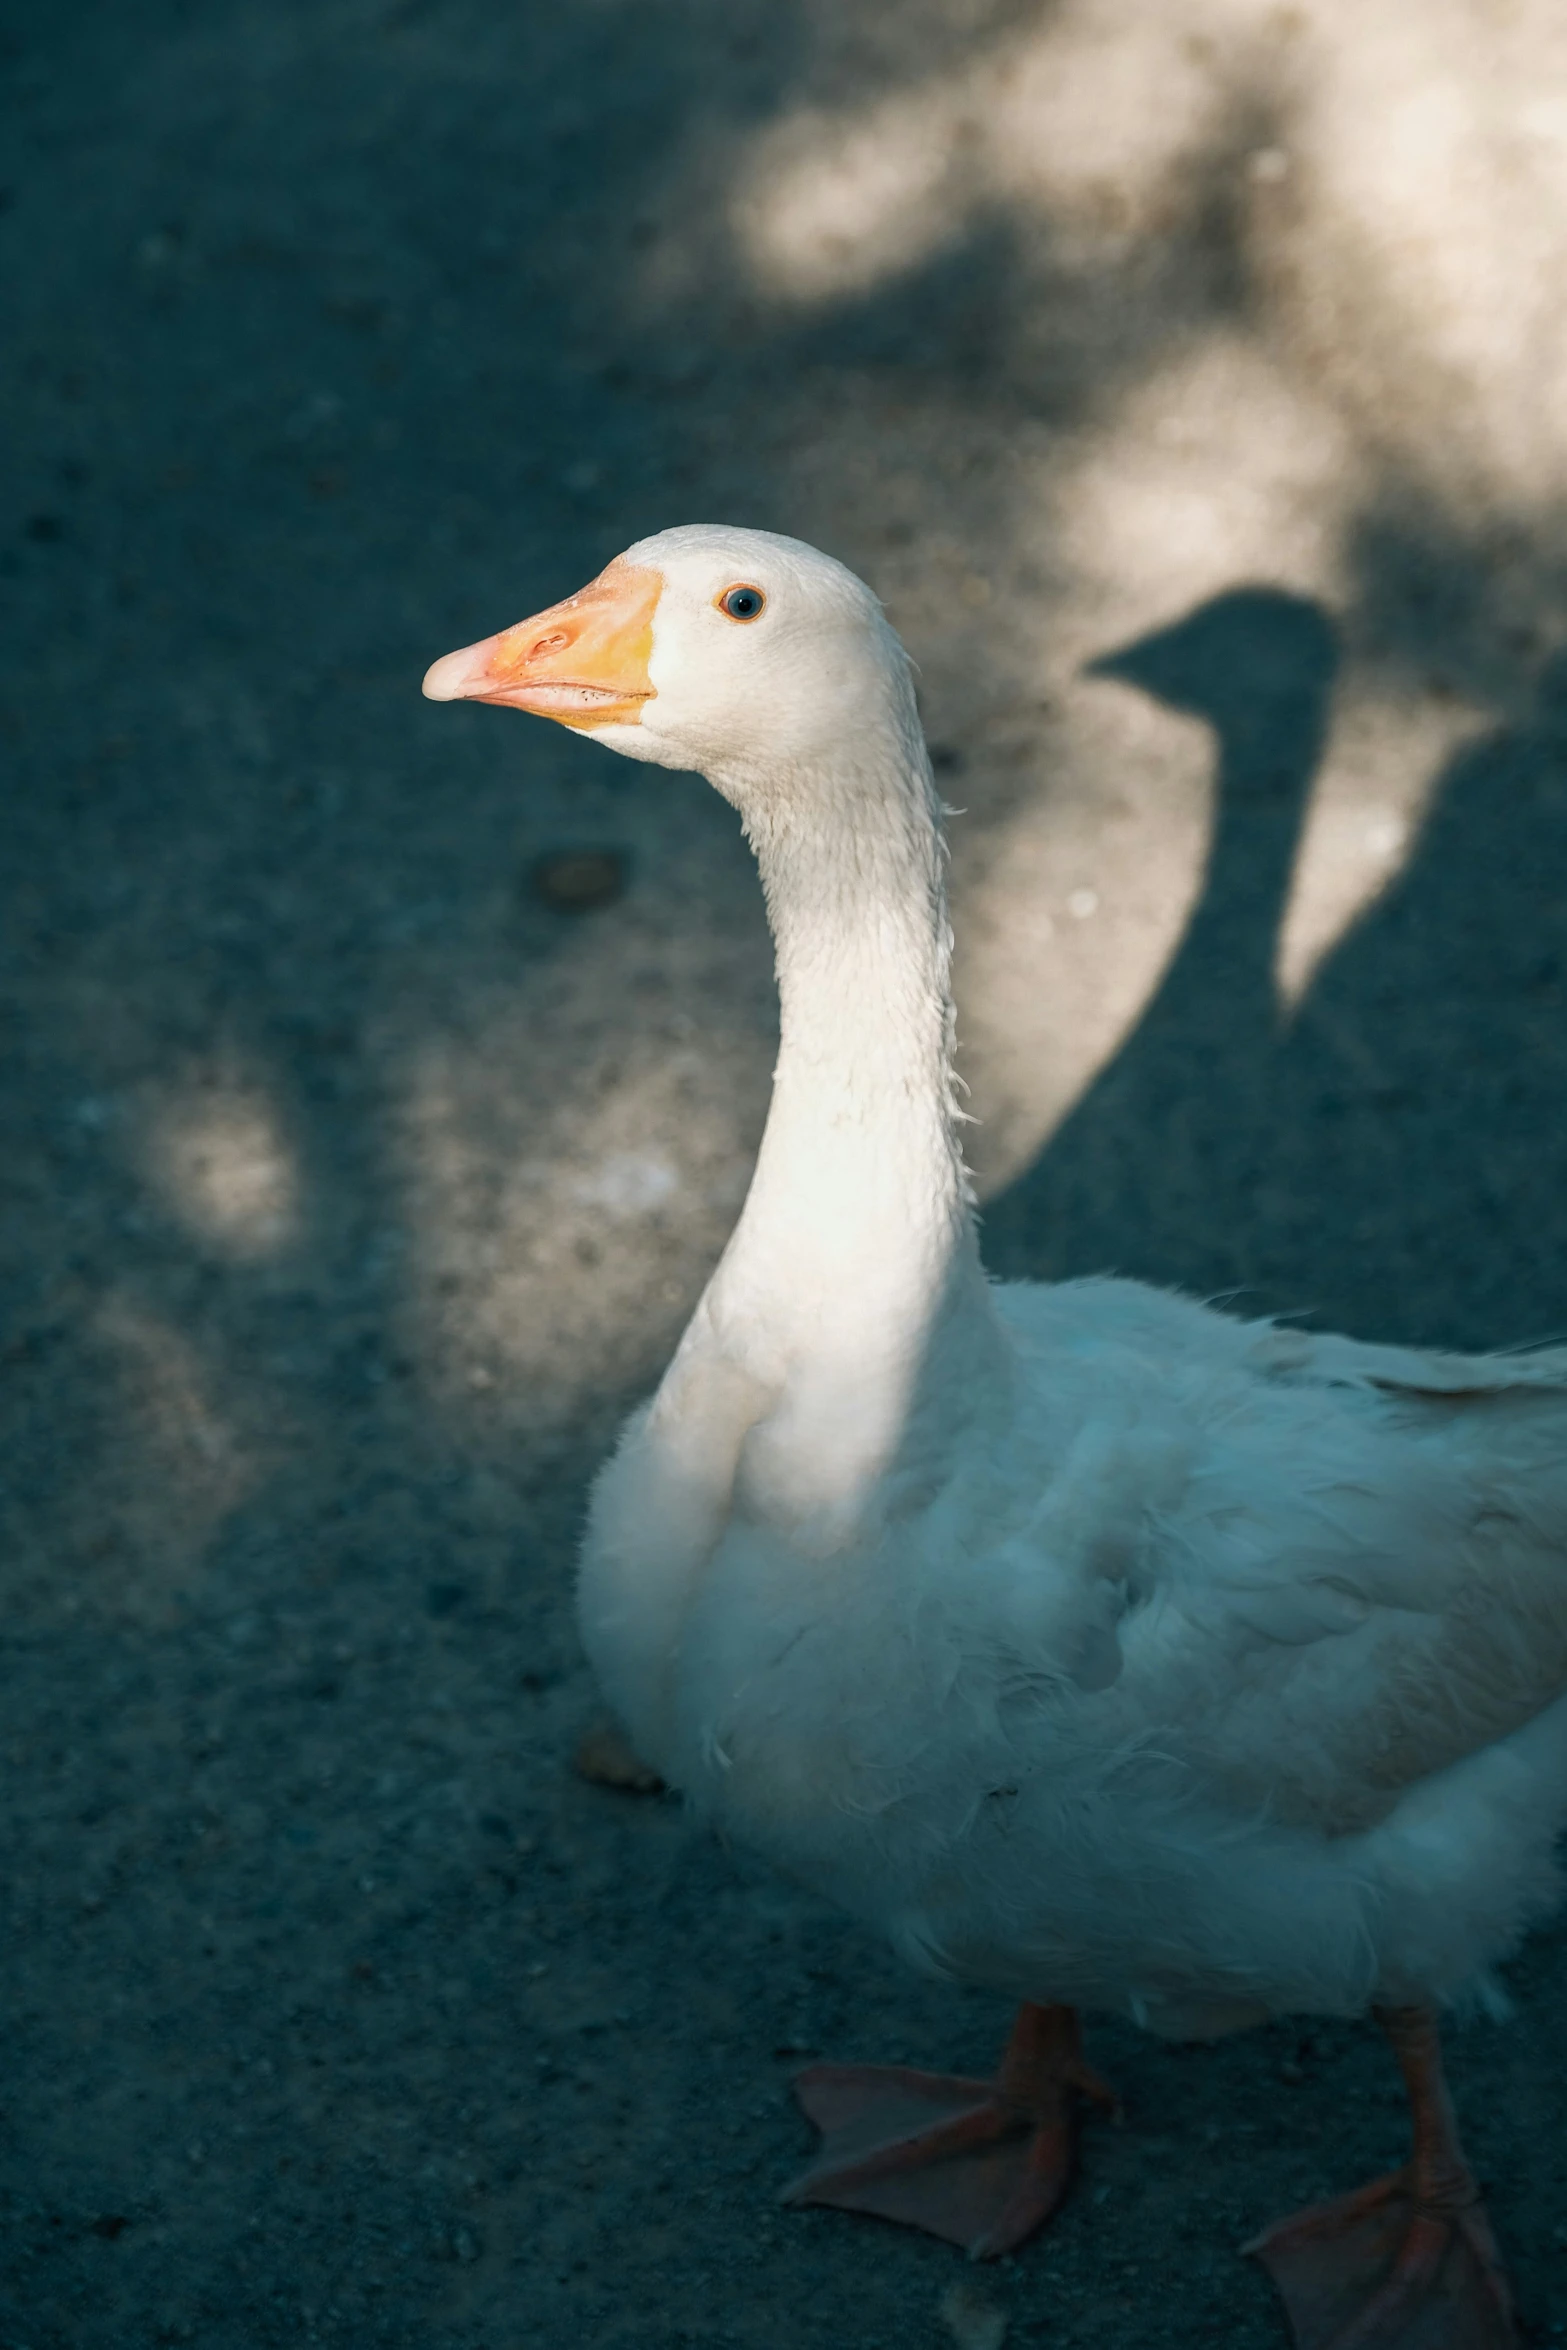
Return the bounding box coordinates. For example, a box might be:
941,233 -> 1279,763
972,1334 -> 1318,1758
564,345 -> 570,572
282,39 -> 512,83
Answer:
1303,8 -> 1567,504
733,4 -> 1226,302
954,681 -> 1215,1194
955,331 -> 1351,1187
1276,678 -> 1489,1008
394,959 -> 763,1441
146,1090 -> 300,1258
721,0 -> 1567,1188
1050,336 -> 1356,622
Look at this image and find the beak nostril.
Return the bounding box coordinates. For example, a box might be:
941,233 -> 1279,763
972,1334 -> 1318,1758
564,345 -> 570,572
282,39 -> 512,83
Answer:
435,558 -> 657,725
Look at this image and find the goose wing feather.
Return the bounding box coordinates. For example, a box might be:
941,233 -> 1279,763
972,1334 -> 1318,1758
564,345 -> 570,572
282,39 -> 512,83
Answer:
991,1279 -> 1567,1832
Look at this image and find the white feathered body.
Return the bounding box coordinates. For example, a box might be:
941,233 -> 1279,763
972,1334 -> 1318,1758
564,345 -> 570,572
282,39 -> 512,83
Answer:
583,1277 -> 1567,2038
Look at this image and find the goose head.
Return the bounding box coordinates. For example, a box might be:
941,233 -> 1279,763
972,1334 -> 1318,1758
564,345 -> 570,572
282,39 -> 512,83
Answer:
422,525 -> 917,796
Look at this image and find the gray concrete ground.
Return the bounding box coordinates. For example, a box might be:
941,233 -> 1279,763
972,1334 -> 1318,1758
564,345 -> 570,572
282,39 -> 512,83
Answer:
3,2 -> 1567,2344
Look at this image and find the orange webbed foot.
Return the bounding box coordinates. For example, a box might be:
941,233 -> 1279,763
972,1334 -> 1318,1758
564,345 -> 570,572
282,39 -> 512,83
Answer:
1247,2170 -> 1514,2350
782,2002 -> 1116,2260
1247,2008 -> 1516,2350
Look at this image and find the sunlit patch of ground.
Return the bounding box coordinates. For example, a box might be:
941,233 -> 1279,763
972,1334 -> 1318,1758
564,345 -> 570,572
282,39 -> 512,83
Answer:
143,1085 -> 301,1256
692,0 -> 1567,1184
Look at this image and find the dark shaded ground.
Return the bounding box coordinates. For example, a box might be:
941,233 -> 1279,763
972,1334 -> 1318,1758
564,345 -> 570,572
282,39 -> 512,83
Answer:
4,4 -> 1567,2346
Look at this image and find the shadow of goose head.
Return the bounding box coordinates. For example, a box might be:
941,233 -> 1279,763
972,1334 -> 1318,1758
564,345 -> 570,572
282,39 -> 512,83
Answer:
1087,587 -> 1340,788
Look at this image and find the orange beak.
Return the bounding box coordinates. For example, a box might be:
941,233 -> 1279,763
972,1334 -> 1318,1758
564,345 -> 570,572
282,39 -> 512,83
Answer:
422,559 -> 662,730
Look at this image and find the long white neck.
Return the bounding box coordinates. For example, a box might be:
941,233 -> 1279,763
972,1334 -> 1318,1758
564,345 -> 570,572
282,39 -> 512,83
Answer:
659,704 -> 1008,1546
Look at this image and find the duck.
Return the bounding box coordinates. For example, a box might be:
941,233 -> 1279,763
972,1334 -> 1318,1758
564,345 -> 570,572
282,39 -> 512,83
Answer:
424,525 -> 1567,2350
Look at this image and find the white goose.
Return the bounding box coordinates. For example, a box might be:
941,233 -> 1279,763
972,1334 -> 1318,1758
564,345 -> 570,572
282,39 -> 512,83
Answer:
426,526 -> 1567,2350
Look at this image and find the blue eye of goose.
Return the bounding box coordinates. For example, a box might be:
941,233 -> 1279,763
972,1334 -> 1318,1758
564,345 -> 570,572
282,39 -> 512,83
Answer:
719,584 -> 766,621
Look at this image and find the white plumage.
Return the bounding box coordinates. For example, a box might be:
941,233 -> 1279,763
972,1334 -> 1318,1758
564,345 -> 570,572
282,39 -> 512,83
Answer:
428,525 -> 1553,2345
590,1227 -> 1567,2037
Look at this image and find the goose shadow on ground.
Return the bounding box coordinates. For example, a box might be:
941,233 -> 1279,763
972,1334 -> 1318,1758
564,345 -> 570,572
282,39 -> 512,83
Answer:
983,587 -> 1567,1356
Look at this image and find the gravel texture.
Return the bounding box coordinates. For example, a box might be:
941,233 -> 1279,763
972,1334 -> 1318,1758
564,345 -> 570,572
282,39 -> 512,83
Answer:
4,3 -> 1567,2345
